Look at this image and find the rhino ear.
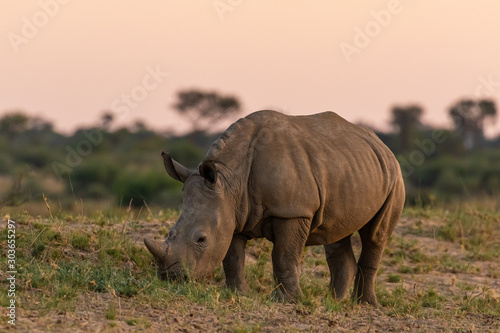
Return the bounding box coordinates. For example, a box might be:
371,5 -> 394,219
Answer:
161,151 -> 192,183
200,160 -> 217,185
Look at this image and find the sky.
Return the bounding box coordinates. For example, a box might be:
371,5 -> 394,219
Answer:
1,1 -> 500,135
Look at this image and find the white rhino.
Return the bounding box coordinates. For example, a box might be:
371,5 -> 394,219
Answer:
145,110 -> 405,305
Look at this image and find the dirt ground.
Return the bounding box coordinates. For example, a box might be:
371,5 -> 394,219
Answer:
3,214 -> 500,332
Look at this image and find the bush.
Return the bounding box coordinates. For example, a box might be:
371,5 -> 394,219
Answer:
11,147 -> 54,169
112,168 -> 182,207
435,168 -> 463,195
165,139 -> 205,168
0,154 -> 13,174
404,151 -> 500,204
70,157 -> 119,198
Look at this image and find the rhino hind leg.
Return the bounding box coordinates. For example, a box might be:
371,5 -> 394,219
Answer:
354,180 -> 405,306
270,217 -> 311,301
223,234 -> 248,292
324,236 -> 358,300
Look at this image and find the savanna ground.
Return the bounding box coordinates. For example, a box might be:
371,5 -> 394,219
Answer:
1,200 -> 499,332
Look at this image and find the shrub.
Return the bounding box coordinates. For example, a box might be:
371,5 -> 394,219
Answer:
112,168 -> 182,207
70,157 -> 119,198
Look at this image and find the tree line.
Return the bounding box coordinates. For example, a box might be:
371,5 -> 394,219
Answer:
0,89 -> 498,209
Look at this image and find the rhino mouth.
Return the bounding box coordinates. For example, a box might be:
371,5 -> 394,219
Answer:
158,262 -> 187,281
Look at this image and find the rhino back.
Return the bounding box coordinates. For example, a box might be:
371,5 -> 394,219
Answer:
207,110 -> 401,244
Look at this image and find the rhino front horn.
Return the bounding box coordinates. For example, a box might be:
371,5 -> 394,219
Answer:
144,238 -> 168,260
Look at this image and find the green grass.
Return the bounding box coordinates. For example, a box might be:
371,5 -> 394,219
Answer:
386,235 -> 435,268
387,274 -> 403,283
70,231 -> 91,250
436,208 -> 500,263
378,285 -> 446,317
439,253 -> 475,273
404,203 -> 500,262
1,203 -> 499,330
398,265 -> 411,274
105,302 -> 117,320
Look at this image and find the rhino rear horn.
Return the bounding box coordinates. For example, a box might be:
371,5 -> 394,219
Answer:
161,151 -> 192,183
144,238 -> 168,260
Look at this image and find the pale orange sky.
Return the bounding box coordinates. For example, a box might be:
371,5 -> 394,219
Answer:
1,1 -> 499,135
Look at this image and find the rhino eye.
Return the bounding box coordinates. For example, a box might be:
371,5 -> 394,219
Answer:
196,236 -> 206,243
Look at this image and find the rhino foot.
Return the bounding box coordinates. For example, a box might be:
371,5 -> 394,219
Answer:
271,286 -> 302,303
357,294 -> 382,308
225,280 -> 248,293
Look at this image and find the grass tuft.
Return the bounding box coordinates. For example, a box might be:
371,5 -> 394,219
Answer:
2,203 -> 499,331
387,274 -> 403,283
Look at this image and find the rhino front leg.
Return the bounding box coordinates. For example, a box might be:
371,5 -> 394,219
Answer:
223,234 -> 248,292
324,235 -> 357,300
270,217 -> 310,301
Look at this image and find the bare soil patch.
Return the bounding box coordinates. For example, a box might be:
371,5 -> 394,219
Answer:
2,212 -> 499,332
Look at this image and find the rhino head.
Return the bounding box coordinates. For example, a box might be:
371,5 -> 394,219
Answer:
144,152 -> 236,281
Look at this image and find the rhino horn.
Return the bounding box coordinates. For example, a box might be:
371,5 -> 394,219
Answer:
144,238 -> 168,260
161,151 -> 192,183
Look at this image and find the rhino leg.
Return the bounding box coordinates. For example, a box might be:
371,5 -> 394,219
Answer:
354,182 -> 405,306
223,234 -> 248,292
354,227 -> 386,306
324,235 -> 358,300
270,217 -> 310,301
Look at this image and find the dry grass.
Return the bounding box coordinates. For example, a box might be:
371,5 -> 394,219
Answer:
0,203 -> 499,332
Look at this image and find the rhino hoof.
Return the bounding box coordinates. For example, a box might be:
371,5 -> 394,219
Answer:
271,289 -> 301,303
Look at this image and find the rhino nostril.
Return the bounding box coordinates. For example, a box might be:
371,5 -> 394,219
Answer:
158,270 -> 167,280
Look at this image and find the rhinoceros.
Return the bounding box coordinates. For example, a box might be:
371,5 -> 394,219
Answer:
144,110 -> 405,305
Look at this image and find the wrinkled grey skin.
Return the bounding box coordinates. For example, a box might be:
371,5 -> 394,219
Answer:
145,110 -> 405,306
